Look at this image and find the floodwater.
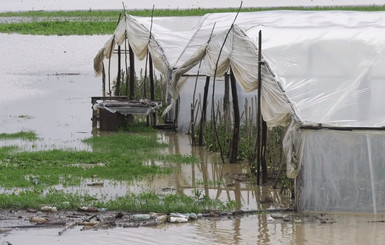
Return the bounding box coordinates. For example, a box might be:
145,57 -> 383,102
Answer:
1,33 -> 385,245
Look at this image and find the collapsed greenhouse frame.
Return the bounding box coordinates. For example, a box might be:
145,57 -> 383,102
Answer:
94,10 -> 385,213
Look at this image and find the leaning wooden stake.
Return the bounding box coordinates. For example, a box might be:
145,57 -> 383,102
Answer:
229,67 -> 240,163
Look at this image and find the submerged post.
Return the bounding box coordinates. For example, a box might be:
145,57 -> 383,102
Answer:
229,67 -> 240,163
199,76 -> 210,146
129,44 -> 135,100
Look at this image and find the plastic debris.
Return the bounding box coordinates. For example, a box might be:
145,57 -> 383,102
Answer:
131,214 -> 152,221
186,213 -> 198,220
155,214 -> 168,225
170,213 -> 189,219
270,213 -> 284,219
267,215 -> 274,221
40,205 -> 57,213
169,216 -> 189,223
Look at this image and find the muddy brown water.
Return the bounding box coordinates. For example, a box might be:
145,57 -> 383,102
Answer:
1,34 -> 385,244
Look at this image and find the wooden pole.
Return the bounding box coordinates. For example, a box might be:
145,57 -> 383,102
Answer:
116,45 -> 121,96
256,30 -> 262,185
199,76 -> 210,146
261,120 -> 268,183
149,53 -> 155,101
124,31 -> 129,97
108,37 -> 115,96
129,44 -> 135,100
223,73 -> 230,114
229,67 -> 240,163
149,53 -> 156,127
102,64 -> 106,97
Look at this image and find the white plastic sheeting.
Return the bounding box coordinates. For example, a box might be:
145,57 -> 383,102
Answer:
94,11 -> 385,212
297,129 -> 385,213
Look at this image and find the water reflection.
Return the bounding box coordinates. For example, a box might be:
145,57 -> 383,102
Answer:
4,213 -> 385,245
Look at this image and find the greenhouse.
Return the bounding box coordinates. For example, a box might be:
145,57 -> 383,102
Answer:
94,10 -> 385,213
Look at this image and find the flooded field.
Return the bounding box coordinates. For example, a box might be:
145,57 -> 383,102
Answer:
1,0 -> 381,12
1,33 -> 385,244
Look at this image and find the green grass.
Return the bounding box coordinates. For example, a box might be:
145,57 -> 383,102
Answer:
0,189 -> 231,213
0,129 -> 213,212
1,6 -> 385,18
0,20 -> 116,35
0,131 -> 38,140
0,6 -> 384,35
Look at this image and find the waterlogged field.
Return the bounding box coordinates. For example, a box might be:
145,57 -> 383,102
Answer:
1,7 -> 385,245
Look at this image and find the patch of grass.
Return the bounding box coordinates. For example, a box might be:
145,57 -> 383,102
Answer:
0,131 -> 174,188
0,130 -> 204,212
0,189 -> 231,213
0,20 -> 116,35
0,131 -> 38,141
1,6 -> 384,18
102,191 -> 230,213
